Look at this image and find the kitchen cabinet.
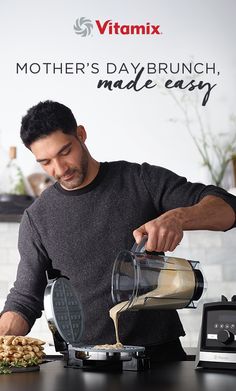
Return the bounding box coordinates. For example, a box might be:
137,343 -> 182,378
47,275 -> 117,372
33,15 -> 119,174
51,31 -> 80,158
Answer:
0,195 -> 35,222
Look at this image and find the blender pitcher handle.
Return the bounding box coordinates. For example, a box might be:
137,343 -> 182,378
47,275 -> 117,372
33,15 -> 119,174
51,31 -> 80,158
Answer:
131,235 -> 148,254
131,235 -> 164,256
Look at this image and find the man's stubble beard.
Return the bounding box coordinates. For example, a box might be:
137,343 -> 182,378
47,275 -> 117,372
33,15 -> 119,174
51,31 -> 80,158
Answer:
57,145 -> 89,190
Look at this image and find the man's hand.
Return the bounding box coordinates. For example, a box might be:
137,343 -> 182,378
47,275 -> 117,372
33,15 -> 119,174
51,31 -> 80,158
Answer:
133,195 -> 236,252
133,210 -> 184,252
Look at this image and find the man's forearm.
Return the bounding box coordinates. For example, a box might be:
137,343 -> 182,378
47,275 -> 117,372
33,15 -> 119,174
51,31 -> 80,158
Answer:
176,195 -> 236,231
133,195 -> 236,252
0,311 -> 30,336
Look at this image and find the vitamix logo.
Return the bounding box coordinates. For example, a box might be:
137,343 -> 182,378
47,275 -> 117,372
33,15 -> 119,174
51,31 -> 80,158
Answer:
74,17 -> 93,37
73,17 -> 162,37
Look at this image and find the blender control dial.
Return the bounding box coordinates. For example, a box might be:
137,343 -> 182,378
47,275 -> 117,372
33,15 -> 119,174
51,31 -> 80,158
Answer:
217,329 -> 234,345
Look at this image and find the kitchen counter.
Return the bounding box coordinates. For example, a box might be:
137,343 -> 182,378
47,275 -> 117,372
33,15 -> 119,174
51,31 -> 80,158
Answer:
1,358 -> 236,391
0,214 -> 22,222
0,195 -> 35,222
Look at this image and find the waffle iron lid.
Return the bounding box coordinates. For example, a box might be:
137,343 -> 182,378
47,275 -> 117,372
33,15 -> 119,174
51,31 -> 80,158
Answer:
46,277 -> 84,345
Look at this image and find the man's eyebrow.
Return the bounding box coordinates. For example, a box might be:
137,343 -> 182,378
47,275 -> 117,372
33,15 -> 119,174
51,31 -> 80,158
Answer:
36,142 -> 72,162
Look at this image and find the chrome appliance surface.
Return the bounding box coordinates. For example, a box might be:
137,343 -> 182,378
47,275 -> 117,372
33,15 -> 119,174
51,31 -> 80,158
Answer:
70,345 -> 145,360
44,271 -> 83,352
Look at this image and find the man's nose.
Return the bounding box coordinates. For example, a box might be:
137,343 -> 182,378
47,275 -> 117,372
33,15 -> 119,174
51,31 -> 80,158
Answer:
53,159 -> 68,178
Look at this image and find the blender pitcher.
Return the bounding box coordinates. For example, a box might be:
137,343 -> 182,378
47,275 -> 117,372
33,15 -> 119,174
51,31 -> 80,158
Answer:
111,236 -> 206,311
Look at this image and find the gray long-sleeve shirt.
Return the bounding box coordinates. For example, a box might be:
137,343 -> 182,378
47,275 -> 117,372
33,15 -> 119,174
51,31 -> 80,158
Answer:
3,161 -> 236,346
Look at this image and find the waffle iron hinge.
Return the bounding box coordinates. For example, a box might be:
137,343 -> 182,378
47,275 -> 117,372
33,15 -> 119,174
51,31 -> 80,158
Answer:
49,323 -> 69,354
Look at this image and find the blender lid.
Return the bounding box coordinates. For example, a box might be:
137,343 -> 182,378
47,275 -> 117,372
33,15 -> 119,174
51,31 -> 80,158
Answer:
44,276 -> 83,345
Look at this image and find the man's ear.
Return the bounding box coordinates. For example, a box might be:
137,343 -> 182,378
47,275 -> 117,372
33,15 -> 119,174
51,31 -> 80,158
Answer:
76,125 -> 87,142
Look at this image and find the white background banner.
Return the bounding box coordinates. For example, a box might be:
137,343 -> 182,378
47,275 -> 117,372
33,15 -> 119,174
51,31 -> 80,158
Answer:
0,0 -> 235,186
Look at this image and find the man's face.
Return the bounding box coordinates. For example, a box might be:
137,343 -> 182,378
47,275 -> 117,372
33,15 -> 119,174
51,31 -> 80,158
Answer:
30,129 -> 89,190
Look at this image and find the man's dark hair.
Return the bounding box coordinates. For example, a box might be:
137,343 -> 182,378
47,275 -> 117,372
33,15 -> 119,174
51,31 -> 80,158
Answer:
20,100 -> 77,148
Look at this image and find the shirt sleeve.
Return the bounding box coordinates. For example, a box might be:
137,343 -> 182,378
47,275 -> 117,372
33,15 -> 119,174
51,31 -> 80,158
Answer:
140,162 -> 236,224
2,210 -> 51,330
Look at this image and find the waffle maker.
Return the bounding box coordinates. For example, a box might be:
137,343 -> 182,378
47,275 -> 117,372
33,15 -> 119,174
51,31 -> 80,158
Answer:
195,295 -> 236,370
43,269 -> 150,371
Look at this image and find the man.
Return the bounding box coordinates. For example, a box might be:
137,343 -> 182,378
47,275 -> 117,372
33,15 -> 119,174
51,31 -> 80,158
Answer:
0,100 -> 235,362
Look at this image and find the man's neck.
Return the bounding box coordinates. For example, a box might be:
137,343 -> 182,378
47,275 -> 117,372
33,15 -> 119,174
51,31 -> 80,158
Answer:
60,160 -> 100,191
